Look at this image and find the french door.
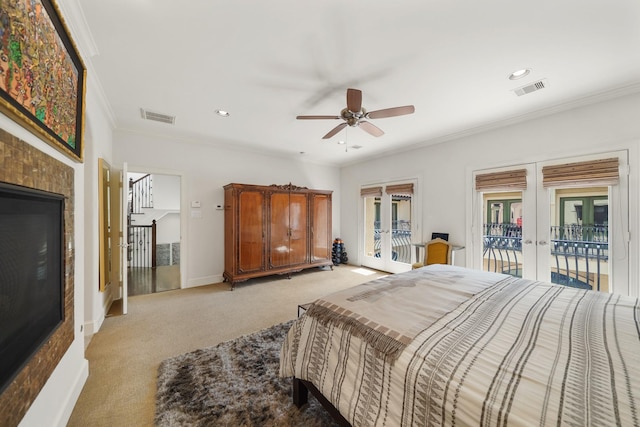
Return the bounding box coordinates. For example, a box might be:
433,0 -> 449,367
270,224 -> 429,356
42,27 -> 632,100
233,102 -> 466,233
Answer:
472,151 -> 629,295
361,181 -> 416,274
119,162 -> 129,314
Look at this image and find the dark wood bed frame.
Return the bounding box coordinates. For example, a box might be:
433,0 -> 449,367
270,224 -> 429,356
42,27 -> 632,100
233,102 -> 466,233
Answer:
293,377 -> 352,427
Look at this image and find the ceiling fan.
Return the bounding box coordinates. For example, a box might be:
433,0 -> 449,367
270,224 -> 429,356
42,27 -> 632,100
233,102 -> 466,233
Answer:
296,88 -> 415,139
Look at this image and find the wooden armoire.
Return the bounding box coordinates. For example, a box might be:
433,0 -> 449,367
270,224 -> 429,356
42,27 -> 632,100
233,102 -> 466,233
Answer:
223,183 -> 333,289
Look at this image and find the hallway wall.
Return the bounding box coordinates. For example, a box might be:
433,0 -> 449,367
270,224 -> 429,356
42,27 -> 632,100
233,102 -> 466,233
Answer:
113,131 -> 341,288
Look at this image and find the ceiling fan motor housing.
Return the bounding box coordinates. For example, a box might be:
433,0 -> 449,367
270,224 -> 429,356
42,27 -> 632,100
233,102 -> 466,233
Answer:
341,107 -> 366,127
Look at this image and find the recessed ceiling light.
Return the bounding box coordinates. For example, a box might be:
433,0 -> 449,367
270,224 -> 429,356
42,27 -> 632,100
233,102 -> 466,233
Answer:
509,68 -> 531,80
338,140 -> 346,145
215,109 -> 230,117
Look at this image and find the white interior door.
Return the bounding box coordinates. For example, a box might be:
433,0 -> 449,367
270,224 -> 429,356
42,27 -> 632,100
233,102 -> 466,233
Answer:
120,162 -> 128,314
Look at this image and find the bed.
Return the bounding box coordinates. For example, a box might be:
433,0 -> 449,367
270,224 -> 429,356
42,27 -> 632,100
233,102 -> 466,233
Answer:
280,264 -> 640,426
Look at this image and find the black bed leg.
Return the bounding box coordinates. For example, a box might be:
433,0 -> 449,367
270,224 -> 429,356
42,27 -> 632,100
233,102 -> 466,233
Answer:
292,377 -> 308,408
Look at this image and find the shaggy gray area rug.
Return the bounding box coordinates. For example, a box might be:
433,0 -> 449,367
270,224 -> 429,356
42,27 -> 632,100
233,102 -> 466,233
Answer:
155,320 -> 339,426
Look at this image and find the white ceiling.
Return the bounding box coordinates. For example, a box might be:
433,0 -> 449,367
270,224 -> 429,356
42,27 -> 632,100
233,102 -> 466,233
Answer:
66,0 -> 640,166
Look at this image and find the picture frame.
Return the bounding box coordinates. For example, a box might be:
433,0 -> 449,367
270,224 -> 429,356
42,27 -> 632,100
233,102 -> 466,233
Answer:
0,0 -> 86,162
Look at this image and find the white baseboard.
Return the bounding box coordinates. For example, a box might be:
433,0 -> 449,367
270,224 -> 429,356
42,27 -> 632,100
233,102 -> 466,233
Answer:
53,358 -> 89,427
185,274 -> 223,288
19,345 -> 89,427
83,312 -> 104,337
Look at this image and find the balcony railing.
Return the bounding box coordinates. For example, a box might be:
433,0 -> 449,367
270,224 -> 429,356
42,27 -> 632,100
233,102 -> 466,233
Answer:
373,220 -> 412,264
483,223 -> 608,291
483,235 -> 523,277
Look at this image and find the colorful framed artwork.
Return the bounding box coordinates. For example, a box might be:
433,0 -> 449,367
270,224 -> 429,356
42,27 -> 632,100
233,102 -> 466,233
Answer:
0,0 -> 86,162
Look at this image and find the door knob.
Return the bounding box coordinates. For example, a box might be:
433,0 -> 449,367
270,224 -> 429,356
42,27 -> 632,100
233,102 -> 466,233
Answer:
523,239 -> 533,245
538,240 -> 548,246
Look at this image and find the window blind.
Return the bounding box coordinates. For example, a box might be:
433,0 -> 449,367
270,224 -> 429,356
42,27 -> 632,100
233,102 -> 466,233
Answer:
360,186 -> 383,197
542,157 -> 619,188
475,169 -> 527,191
385,183 -> 414,195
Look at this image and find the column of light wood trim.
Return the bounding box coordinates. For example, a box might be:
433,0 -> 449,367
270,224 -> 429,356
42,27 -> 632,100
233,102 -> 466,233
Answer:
475,169 -> 527,191
360,186 -> 383,197
385,183 -> 414,195
542,157 -> 619,188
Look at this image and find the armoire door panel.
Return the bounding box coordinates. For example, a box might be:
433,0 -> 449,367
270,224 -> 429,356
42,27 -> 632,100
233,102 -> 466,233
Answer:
289,193 -> 308,265
269,192 -> 291,268
238,190 -> 264,272
311,193 -> 331,261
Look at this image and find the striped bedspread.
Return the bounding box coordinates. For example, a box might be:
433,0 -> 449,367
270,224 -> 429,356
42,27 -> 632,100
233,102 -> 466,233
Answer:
280,265 -> 640,426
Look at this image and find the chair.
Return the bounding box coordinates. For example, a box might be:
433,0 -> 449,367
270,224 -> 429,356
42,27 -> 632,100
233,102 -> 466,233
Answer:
411,238 -> 452,269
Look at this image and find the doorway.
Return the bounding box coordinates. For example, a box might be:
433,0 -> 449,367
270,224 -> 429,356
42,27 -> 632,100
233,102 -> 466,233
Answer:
126,172 -> 182,296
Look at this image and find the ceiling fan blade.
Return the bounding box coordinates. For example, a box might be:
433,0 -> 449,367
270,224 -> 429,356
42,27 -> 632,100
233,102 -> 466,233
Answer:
322,122 -> 347,139
366,105 -> 415,119
296,115 -> 341,120
359,121 -> 385,137
346,88 -> 362,113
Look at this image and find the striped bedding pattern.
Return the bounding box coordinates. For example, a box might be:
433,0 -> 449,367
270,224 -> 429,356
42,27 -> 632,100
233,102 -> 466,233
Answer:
280,265 -> 640,426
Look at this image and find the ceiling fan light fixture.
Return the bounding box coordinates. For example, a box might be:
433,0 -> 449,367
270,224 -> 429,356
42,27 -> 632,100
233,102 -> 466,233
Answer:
215,109 -> 230,117
296,88 -> 415,139
509,68 -> 531,80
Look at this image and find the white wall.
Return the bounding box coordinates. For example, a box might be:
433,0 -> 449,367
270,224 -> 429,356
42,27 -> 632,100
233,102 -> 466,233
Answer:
113,131 -> 341,288
340,91 -> 640,296
157,212 -> 181,245
82,90 -> 116,337
153,174 -> 181,210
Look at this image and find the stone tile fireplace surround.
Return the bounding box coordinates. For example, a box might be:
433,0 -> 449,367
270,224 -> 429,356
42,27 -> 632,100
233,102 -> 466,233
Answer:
0,128 -> 75,427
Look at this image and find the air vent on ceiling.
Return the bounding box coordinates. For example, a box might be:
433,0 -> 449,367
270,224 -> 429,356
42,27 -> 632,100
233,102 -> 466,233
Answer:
140,108 -> 175,124
513,79 -> 548,97
350,145 -> 363,150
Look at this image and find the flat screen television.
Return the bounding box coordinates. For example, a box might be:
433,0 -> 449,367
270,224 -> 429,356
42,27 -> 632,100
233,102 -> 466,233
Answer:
0,182 -> 64,394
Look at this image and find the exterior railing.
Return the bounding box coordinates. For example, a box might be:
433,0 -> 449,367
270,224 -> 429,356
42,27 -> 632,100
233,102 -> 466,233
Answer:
550,224 -> 608,242
483,234 -> 523,277
373,220 -> 412,263
483,223 -> 608,291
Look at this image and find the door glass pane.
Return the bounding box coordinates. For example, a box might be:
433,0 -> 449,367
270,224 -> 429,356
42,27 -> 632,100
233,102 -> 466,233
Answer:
490,202 -> 503,224
390,194 -> 412,264
551,188 -> 609,292
563,199 -> 584,226
593,199 -> 608,225
483,193 -> 523,277
363,196 -> 380,258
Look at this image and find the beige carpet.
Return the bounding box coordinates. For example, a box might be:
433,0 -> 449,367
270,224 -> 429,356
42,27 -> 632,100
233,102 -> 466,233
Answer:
67,265 -> 387,427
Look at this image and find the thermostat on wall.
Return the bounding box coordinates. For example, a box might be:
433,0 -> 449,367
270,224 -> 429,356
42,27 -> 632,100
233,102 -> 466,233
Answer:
191,200 -> 201,208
